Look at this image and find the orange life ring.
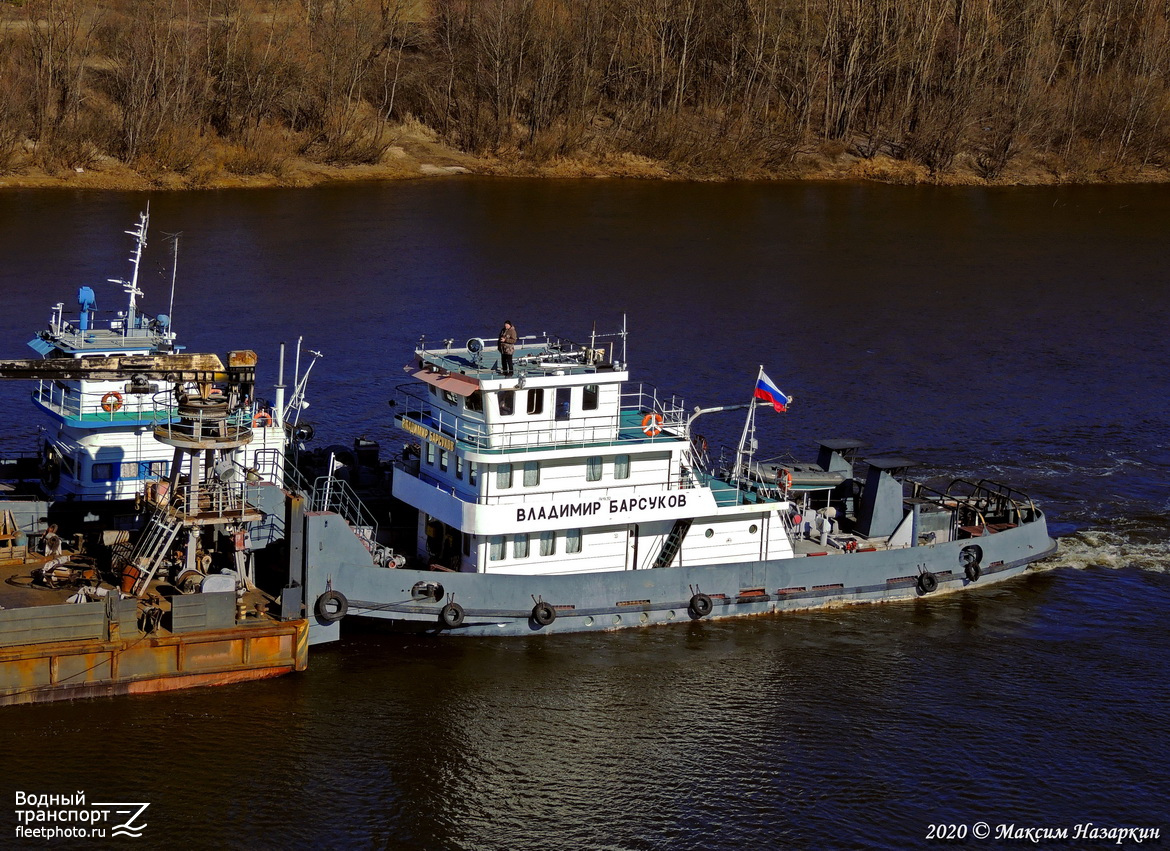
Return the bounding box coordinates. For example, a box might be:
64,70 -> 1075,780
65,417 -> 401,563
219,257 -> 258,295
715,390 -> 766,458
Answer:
779,469 -> 793,490
100,391 -> 123,413
252,411 -> 274,428
642,412 -> 663,437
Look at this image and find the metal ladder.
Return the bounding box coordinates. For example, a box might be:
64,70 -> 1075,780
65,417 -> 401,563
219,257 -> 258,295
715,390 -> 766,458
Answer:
125,507 -> 185,595
653,518 -> 693,568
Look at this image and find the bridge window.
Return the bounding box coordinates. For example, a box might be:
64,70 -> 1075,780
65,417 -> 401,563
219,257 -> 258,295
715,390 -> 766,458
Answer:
514,533 -> 530,559
524,460 -> 540,487
497,463 -> 513,489
526,389 -> 544,415
566,529 -> 582,554
469,462 -> 478,486
442,390 -> 458,406
555,387 -> 571,420
615,455 -> 630,480
466,390 -> 483,412
498,390 -> 515,416
586,456 -> 602,482
583,384 -> 599,410
540,530 -> 556,556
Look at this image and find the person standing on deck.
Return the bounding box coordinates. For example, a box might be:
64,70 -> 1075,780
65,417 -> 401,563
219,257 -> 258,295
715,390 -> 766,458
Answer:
498,320 -> 517,376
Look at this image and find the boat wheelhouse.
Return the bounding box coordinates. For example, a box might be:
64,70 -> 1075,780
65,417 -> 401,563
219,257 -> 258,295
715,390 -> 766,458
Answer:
390,328 -> 796,576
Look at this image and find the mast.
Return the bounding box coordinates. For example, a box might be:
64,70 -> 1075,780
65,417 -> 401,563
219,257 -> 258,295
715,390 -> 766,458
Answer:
110,207 -> 150,334
166,230 -> 180,346
733,365 -> 764,491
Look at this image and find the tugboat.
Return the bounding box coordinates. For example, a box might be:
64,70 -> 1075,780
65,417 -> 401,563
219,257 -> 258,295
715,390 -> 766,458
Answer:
297,321 -> 1057,641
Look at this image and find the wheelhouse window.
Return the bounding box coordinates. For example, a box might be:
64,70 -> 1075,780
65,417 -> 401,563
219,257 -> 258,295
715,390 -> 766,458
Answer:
439,449 -> 449,472
583,384 -> 599,410
466,391 -> 483,413
442,389 -> 459,406
498,390 -> 515,416
91,463 -> 114,482
497,463 -> 513,489
523,460 -> 540,487
526,389 -> 544,415
469,462 -> 479,486
614,454 -> 630,480
566,528 -> 582,554
586,456 -> 602,482
455,457 -> 464,480
513,533 -> 530,558
540,530 -> 556,556
555,387 -> 571,420
426,442 -> 435,465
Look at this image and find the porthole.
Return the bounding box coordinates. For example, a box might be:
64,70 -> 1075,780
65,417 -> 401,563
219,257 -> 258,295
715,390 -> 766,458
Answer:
584,616 -> 594,627
612,615 -> 622,625
705,528 -> 714,538
749,524 -> 758,534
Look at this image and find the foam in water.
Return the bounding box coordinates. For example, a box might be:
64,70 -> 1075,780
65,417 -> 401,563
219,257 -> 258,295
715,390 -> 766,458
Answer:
1046,530 -> 1170,574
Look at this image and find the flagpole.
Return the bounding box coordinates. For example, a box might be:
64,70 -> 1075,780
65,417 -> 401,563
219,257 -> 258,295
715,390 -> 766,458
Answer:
734,365 -> 764,492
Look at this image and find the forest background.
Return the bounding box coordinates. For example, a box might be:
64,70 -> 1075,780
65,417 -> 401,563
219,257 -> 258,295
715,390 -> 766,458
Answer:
2,0 -> 1168,188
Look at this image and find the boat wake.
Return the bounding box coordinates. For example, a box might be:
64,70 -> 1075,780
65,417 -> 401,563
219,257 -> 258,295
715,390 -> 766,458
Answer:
1045,529 -> 1170,574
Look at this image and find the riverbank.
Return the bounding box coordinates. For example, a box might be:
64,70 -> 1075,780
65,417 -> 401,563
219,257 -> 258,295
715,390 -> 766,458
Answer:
3,115 -> 1168,192
4,142 -> 1169,191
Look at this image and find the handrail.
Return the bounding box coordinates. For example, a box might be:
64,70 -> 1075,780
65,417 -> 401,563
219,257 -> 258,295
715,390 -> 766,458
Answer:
943,478 -> 1035,522
33,380 -> 174,422
391,380 -> 689,452
309,474 -> 397,564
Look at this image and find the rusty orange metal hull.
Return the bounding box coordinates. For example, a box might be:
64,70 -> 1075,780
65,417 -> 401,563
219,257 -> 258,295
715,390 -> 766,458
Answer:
0,618 -> 308,707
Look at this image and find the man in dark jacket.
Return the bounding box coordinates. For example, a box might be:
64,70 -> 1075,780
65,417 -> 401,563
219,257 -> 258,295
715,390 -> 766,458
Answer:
497,320 -> 517,376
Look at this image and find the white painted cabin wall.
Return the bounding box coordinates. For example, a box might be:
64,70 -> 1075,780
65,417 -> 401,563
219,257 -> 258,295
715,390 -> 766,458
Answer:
483,525 -> 631,575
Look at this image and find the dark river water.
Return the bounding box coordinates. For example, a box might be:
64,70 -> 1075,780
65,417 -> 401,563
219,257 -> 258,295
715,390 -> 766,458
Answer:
0,180 -> 1167,849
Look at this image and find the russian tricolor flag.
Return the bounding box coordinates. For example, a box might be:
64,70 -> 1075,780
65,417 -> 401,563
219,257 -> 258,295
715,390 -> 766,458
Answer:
754,370 -> 791,412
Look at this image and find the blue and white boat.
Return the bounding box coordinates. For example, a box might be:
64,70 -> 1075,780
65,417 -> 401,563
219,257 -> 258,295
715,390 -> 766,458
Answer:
298,321 -> 1057,641
20,211 -> 288,504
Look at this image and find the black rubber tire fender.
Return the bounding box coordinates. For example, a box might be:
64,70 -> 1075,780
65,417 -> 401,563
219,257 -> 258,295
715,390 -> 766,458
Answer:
316,589 -> 349,623
689,592 -> 714,618
439,602 -> 465,628
917,572 -> 939,595
532,601 -> 556,626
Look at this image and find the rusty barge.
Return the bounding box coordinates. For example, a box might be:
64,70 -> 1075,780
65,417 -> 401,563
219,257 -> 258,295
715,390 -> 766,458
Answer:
0,213 -> 315,706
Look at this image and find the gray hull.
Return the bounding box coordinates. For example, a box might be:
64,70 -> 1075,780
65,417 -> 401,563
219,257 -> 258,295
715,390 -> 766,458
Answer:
305,514 -> 1056,639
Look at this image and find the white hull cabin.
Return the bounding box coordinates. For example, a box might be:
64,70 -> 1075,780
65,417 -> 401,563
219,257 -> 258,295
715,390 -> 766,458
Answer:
390,330 -> 797,578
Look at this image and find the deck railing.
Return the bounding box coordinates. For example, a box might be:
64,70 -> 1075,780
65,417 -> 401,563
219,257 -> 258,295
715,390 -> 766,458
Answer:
391,381 -> 688,453
33,381 -> 174,423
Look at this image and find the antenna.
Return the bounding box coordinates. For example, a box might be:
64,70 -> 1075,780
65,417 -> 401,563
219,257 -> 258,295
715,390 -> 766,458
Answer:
621,313 -> 628,364
164,230 -> 181,345
108,205 -> 150,333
